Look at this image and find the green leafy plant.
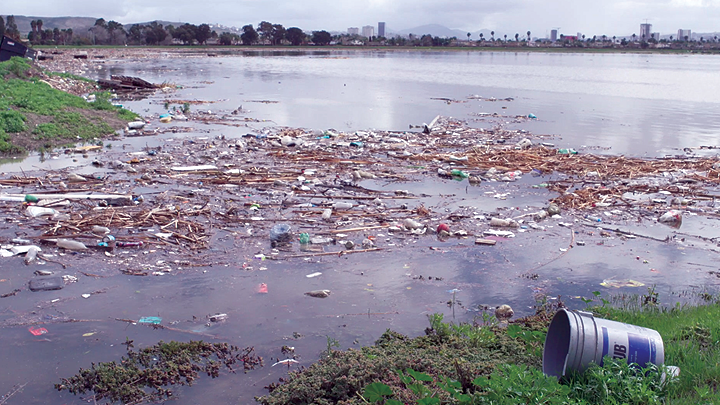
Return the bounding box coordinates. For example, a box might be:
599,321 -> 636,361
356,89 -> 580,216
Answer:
363,382 -> 402,404
0,110 -> 27,133
0,57 -> 31,78
474,363 -> 573,405
55,340 -> 262,404
565,357 -> 669,404
324,335 -> 340,358
507,324 -> 546,357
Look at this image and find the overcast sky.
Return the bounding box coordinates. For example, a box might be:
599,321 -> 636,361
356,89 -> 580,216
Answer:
3,0 -> 719,36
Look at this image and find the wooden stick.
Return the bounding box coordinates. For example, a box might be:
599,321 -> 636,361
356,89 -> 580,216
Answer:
284,247 -> 383,258
329,225 -> 390,234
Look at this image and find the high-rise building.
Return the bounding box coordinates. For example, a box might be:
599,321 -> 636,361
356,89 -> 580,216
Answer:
348,27 -> 359,35
677,29 -> 691,40
362,25 -> 375,38
651,32 -> 660,41
640,23 -> 652,40
378,22 -> 386,38
550,29 -> 558,42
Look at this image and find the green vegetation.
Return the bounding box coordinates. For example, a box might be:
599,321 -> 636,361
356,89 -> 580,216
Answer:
258,295 -> 720,405
0,57 -> 137,154
55,339 -> 262,404
592,300 -> 720,404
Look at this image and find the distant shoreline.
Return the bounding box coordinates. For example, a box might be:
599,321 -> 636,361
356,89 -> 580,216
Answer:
32,44 -> 719,56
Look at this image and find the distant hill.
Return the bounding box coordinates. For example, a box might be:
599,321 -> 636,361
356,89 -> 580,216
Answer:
394,24 -> 500,39
2,15 -> 97,34
127,20 -> 186,28
0,15 -> 191,35
396,24 -> 467,38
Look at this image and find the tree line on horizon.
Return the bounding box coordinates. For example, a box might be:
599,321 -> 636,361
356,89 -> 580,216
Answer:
2,14 -> 719,50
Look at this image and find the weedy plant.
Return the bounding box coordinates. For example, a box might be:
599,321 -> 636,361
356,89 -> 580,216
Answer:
55,339 -> 262,404
324,335 -> 340,358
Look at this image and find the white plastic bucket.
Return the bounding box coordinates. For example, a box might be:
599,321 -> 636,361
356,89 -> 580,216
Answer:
543,309 -> 664,378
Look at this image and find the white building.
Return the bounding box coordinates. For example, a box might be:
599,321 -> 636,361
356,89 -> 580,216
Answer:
640,23 -> 652,40
361,25 -> 375,38
677,29 -> 691,40
348,27 -> 359,35
550,29 -> 558,42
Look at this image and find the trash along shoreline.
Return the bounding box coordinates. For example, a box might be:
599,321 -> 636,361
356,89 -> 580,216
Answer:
1,49 -> 719,404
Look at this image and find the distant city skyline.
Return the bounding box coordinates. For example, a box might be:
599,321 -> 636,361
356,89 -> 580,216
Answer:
2,0 -> 720,38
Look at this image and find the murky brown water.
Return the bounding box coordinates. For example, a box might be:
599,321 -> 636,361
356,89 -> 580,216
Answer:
1,49 -> 720,404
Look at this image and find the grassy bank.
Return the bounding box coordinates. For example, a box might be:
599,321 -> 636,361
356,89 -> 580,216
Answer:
257,298 -> 720,405
0,57 -> 137,155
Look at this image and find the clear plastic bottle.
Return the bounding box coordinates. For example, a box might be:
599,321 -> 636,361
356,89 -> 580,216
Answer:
269,224 -> 292,242
321,209 -> 332,221
57,239 -> 87,250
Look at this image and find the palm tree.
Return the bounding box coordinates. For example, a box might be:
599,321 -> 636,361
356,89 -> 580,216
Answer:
504,34 -> 507,42
490,31 -> 494,41
30,20 -> 37,42
37,19 -> 43,33
479,33 -> 484,42
514,33 -> 519,41
467,32 -> 471,42
612,36 -> 616,43
632,33 -> 636,42
527,31 -> 531,41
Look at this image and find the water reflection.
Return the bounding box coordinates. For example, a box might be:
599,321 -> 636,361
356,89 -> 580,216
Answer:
89,50 -> 720,157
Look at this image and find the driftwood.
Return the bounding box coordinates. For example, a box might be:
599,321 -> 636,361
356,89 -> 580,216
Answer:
98,75 -> 158,92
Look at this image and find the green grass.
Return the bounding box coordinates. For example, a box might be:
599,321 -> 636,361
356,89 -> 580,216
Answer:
32,111 -> 114,141
0,128 -> 24,154
592,302 -> 720,405
258,296 -> 720,405
0,57 -> 138,153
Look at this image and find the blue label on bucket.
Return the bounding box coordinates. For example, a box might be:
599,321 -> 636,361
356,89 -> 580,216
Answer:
601,327 -> 609,364
627,333 -> 652,365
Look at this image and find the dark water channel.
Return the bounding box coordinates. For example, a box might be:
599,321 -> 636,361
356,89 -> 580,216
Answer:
1,50 -> 720,404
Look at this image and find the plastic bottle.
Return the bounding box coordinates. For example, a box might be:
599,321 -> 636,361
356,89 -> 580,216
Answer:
24,246 -> 39,265
450,169 -> 469,178
321,209 -> 332,221
24,194 -> 38,203
116,241 -> 144,247
489,218 -> 518,227
558,148 -> 578,155
333,202 -> 353,210
92,225 -> 111,235
27,206 -> 59,218
403,218 -> 423,230
585,215 -> 602,222
533,210 -> 548,221
269,223 -> 292,242
299,233 -> 310,244
57,239 -> 87,250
